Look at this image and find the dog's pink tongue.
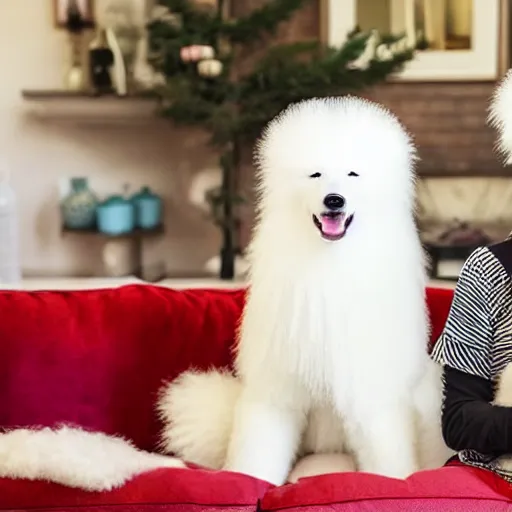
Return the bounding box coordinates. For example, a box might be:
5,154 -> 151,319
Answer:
320,216 -> 343,236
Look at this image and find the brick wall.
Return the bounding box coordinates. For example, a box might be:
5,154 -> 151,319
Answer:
363,82 -> 502,177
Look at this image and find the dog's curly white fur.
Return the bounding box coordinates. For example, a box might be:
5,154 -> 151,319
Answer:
0,426 -> 185,491
160,96 -> 452,485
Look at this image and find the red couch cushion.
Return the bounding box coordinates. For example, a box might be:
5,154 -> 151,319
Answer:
0,468 -> 272,512
261,465 -> 512,511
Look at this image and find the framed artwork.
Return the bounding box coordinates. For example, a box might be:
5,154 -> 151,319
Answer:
320,0 -> 504,81
54,0 -> 96,28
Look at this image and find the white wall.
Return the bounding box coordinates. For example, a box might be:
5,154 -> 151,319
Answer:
0,0 -> 221,277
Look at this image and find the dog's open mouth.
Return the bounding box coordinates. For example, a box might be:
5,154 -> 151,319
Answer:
313,212 -> 354,241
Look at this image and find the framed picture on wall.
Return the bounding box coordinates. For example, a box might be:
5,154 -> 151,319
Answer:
320,0 -> 505,81
54,0 -> 96,28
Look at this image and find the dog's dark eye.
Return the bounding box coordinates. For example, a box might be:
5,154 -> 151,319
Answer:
348,171 -> 359,177
309,172 -> 322,179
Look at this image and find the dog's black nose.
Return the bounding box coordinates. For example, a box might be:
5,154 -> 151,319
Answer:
323,194 -> 346,210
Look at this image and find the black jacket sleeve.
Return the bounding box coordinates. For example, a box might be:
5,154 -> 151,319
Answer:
442,365 -> 512,455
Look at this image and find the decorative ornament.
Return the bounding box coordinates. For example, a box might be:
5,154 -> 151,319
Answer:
197,58 -> 223,78
180,45 -> 215,63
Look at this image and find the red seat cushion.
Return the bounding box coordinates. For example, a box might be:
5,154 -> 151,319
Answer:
0,468 -> 272,511
260,465 -> 512,511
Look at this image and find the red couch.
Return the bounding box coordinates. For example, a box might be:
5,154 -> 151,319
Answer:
0,285 -> 510,511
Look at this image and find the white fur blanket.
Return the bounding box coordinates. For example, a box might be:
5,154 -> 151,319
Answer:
0,426 -> 185,491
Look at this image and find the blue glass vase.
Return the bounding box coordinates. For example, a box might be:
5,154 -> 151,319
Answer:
131,186 -> 162,229
61,177 -> 98,229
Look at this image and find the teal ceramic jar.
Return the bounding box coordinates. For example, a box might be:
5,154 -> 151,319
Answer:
61,177 -> 98,229
131,186 -> 162,229
97,195 -> 135,235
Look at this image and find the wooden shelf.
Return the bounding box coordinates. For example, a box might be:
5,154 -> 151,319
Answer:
62,225 -> 165,239
21,90 -> 160,124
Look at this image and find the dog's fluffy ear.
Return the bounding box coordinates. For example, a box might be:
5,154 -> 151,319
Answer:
489,70 -> 512,164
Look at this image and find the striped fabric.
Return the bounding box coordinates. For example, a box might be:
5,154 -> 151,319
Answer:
431,246 -> 512,481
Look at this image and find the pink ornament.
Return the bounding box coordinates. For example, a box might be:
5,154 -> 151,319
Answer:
180,45 -> 215,63
189,45 -> 203,61
180,46 -> 192,62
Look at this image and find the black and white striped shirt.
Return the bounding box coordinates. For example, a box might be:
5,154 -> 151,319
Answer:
431,242 -> 512,480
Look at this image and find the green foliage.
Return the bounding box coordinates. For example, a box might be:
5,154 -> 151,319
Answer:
148,1 -> 416,148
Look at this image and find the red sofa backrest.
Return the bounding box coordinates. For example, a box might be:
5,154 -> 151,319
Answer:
425,286 -> 454,349
0,285 -> 454,452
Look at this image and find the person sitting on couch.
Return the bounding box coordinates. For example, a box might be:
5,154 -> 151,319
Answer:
431,238 -> 512,482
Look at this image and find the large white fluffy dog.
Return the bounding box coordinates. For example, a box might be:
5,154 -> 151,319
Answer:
159,96 -> 452,486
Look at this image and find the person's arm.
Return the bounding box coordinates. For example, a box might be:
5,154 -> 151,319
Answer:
431,247 -> 512,455
442,365 -> 512,454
